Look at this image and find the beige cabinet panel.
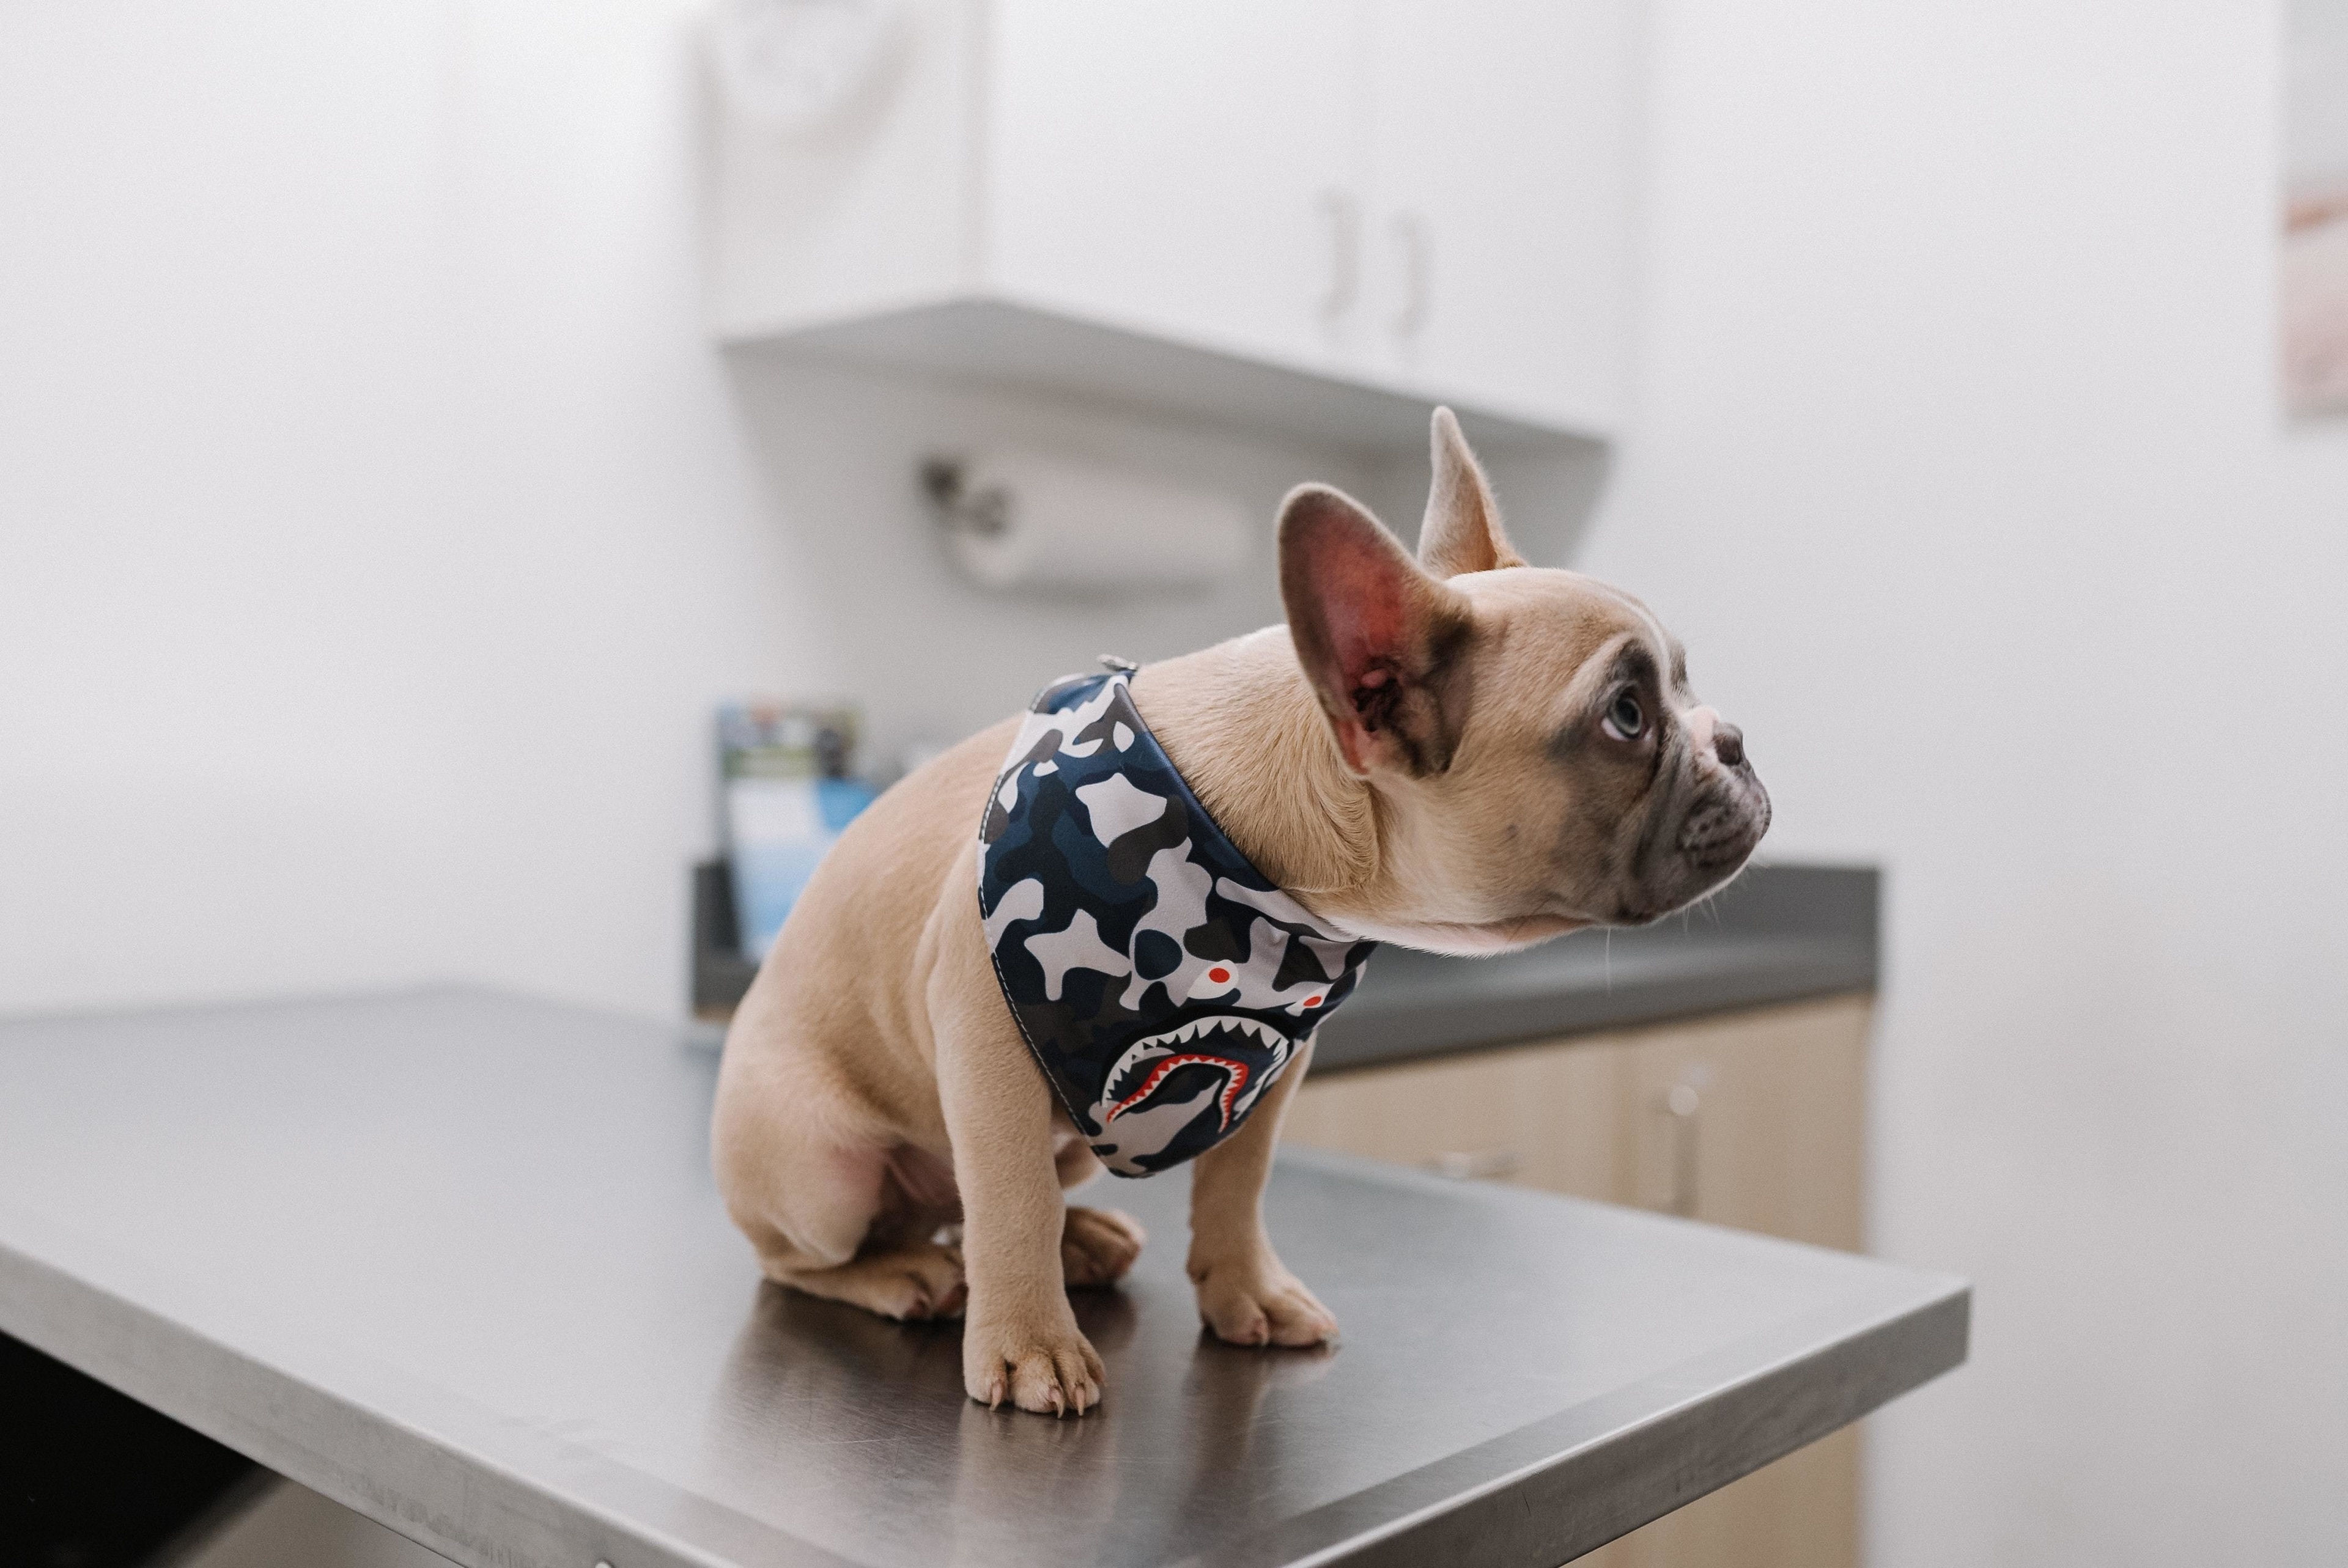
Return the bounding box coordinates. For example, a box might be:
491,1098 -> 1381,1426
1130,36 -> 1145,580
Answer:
1617,996 -> 1870,1251
1282,1031 -> 1628,1200
1283,994 -> 1873,1568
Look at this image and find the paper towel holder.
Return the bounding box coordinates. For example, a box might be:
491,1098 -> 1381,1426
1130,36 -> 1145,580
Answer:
918,456 -> 1010,539
919,449 -> 1249,594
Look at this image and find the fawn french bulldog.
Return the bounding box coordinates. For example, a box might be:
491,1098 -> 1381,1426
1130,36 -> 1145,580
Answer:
711,410 -> 1770,1415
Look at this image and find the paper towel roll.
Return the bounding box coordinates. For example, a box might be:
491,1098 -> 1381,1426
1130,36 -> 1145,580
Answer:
936,451 -> 1248,593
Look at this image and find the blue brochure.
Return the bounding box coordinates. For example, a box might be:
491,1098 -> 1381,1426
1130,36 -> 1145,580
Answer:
718,704 -> 879,960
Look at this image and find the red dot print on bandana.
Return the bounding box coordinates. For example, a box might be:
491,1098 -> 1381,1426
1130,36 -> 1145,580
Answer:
1207,966 -> 1231,984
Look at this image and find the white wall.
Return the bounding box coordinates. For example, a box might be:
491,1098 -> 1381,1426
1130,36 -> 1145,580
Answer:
0,1 -> 1353,1020
1582,2 -> 2348,1562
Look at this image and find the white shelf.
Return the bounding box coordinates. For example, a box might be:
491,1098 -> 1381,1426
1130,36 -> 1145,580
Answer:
726,294 -> 1607,459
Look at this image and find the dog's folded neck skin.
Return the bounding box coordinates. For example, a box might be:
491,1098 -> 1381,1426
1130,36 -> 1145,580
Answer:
1134,620 -> 1583,954
1129,405 -> 1535,951
1130,628 -> 1379,899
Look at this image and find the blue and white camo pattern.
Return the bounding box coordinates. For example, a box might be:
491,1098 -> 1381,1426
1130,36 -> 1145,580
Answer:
978,667 -> 1378,1177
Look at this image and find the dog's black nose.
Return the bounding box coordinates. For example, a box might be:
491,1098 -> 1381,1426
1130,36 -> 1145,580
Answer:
1713,723 -> 1744,768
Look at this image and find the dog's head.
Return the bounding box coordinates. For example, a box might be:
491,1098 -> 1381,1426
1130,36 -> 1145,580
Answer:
1282,411 -> 1770,955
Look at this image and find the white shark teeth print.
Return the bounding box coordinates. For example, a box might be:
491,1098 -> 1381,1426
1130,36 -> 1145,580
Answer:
1123,1014 -> 1291,1054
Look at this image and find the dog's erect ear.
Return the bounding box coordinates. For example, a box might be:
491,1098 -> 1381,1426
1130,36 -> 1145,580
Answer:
1280,484 -> 1476,778
1416,407 -> 1525,578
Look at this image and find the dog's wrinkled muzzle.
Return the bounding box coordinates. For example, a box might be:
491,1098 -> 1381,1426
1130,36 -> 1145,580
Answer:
1620,725 -> 1771,922
1679,759 -> 1770,872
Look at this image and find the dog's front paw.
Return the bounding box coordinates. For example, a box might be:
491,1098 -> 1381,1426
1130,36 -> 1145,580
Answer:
1191,1254 -> 1339,1348
963,1308 -> 1106,1416
1061,1205 -> 1146,1287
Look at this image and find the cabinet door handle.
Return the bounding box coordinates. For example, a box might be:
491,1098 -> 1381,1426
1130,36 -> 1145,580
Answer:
1430,1149 -> 1523,1182
1661,1081 -> 1700,1217
1390,210 -> 1431,340
1318,188 -> 1361,323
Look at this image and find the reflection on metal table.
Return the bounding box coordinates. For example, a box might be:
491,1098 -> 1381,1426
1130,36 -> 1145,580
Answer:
0,988 -> 1964,1568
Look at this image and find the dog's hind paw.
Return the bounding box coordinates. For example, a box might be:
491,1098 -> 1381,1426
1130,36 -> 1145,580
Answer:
1060,1205 -> 1146,1288
773,1240 -> 966,1322
868,1242 -> 969,1321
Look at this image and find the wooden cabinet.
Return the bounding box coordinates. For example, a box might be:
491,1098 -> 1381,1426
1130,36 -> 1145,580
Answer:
1282,994 -> 1873,1568
705,0 -> 1634,452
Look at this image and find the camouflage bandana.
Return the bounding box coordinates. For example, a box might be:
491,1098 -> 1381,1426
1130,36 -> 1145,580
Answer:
977,664 -> 1378,1177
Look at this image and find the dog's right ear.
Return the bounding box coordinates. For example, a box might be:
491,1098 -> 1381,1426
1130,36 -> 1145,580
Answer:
1280,485 -> 1475,779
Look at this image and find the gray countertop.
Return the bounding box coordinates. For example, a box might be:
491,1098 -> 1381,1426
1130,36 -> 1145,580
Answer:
1315,863 -> 1880,1072
0,988 -> 1959,1568
696,863 -> 1880,1072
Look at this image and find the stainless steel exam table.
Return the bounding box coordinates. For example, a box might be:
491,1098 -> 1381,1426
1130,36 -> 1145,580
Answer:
0,988 -> 1966,1568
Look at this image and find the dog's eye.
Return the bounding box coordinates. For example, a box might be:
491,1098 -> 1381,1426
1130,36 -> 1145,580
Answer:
1603,691 -> 1645,741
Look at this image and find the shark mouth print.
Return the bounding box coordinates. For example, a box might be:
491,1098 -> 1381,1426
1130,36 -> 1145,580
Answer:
1099,1017 -> 1293,1138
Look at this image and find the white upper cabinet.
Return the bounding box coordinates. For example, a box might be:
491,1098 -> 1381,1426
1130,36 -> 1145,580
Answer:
1361,0 -> 1634,437
984,0 -> 1362,374
706,0 -> 1633,453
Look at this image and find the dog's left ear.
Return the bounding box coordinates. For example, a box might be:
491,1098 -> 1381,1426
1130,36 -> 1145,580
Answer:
1280,484 -> 1475,778
1416,407 -> 1526,578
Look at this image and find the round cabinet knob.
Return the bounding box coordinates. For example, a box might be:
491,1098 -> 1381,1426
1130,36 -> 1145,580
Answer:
707,0 -> 912,135
1430,1149 -> 1524,1182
